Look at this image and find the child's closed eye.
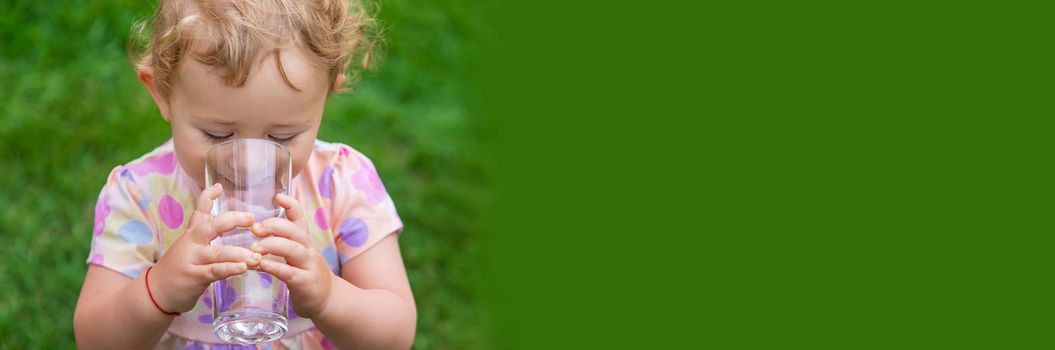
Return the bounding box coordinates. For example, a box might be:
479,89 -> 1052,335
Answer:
201,129 -> 233,143
268,133 -> 298,144
199,129 -> 298,144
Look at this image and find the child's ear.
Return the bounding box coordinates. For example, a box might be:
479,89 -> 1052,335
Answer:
137,69 -> 173,122
332,73 -> 347,92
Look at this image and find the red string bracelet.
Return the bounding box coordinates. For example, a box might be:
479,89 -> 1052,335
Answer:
145,266 -> 180,316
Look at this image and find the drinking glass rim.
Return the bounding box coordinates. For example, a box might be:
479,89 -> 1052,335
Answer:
205,138 -> 292,162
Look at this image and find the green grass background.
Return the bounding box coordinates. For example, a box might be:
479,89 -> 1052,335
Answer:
0,0 -> 487,348
9,1 -> 1054,349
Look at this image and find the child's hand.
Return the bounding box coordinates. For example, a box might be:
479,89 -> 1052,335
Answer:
150,184 -> 263,313
250,193 -> 334,319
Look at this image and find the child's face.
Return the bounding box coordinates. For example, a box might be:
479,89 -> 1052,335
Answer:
145,48 -> 333,189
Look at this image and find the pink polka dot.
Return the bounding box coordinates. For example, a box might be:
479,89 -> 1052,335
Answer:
350,154 -> 387,205
90,253 -> 104,265
128,152 -> 176,176
93,194 -> 110,237
158,195 -> 184,229
321,337 -> 338,350
339,146 -> 350,157
314,207 -> 329,230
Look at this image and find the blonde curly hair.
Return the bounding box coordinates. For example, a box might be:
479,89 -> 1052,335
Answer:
131,0 -> 376,96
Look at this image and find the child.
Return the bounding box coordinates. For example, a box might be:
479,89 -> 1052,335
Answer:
72,1 -> 416,348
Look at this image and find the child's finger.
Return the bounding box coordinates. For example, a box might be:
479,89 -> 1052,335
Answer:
208,211 -> 254,238
189,183 -> 222,224
191,211 -> 251,244
257,258 -> 307,287
252,217 -> 312,247
199,262 -> 248,282
275,194 -> 306,224
199,245 -> 261,267
251,236 -> 312,267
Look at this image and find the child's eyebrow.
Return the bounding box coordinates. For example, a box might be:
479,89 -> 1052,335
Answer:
193,114 -> 237,126
271,121 -> 310,128
193,114 -> 310,129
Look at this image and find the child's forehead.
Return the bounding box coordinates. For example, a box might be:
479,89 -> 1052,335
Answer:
186,44 -> 324,86
177,47 -> 329,96
173,48 -> 329,118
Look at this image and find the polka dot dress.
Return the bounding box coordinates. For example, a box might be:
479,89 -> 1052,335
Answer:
87,140 -> 403,349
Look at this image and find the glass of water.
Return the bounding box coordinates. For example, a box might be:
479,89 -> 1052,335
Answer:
205,138 -> 291,344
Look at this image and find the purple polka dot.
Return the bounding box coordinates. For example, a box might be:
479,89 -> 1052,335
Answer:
120,168 -> 135,183
93,195 -> 110,237
337,217 -> 369,247
289,307 -> 298,320
318,166 -> 335,198
90,253 -> 104,265
202,294 -> 212,308
117,220 -> 153,244
214,280 -> 239,311
261,273 -> 273,289
197,313 -> 213,324
350,154 -> 388,205
158,195 -> 184,229
128,152 -> 177,176
212,345 -> 256,350
314,207 -> 329,230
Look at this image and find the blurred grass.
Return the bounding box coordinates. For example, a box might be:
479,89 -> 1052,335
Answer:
0,0 -> 487,348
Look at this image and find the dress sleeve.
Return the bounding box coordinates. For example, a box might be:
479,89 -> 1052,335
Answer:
327,146 -> 404,265
86,166 -> 160,279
